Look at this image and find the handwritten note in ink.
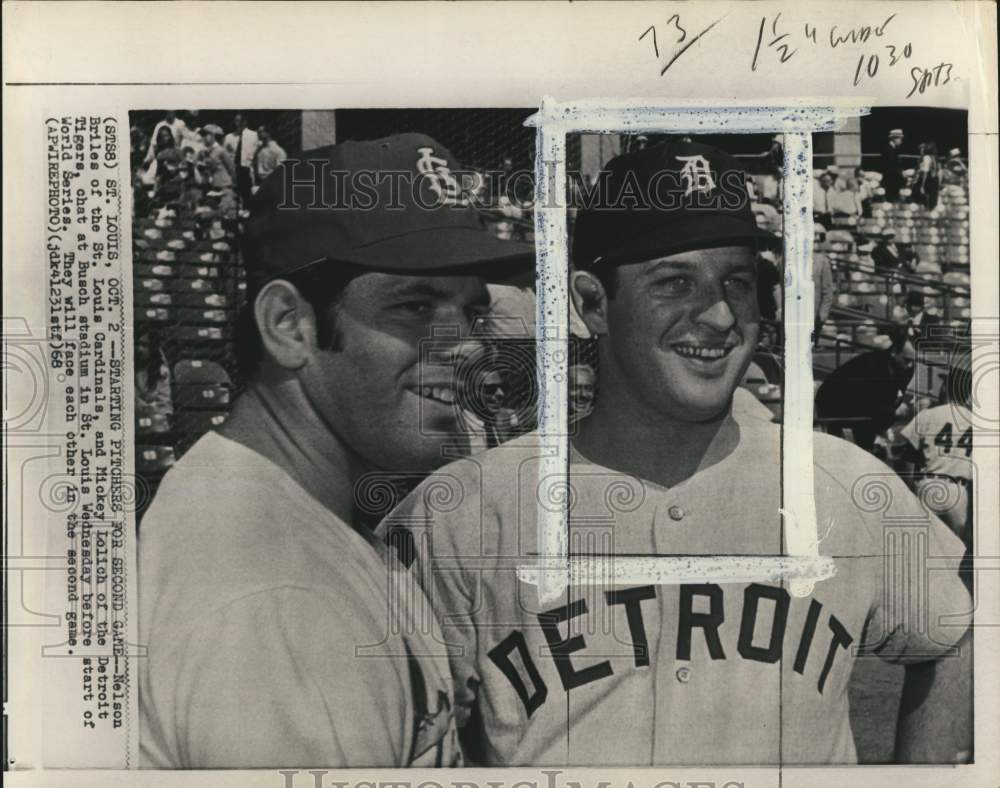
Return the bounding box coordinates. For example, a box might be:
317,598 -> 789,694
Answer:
638,8 -> 957,101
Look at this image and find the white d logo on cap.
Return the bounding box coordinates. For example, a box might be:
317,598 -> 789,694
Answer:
676,154 -> 716,197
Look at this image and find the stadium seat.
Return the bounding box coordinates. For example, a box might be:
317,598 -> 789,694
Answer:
178,308 -> 229,324
174,325 -> 231,343
175,292 -> 229,308
136,277 -> 167,292
173,383 -> 231,409
136,412 -> 171,437
179,265 -> 220,279
135,292 -> 173,307
136,263 -> 175,278
136,445 -> 176,475
741,362 -> 767,386
170,278 -> 220,294
173,359 -> 232,386
181,411 -> 229,435
135,307 -> 174,323
751,352 -> 783,384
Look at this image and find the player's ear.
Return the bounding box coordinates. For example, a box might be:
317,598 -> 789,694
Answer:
571,270 -> 609,336
254,279 -> 317,370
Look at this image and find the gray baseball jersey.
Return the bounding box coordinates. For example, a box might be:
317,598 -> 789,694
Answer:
140,432 -> 460,768
900,403 -> 974,480
384,421 -> 970,765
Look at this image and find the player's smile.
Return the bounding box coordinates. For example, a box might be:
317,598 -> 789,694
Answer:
669,340 -> 739,372
590,245 -> 759,423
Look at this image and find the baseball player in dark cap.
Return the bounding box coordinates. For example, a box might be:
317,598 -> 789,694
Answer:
388,140 -> 971,765
138,134 -> 532,767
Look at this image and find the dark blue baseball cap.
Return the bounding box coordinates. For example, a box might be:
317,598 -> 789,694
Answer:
244,133 -> 535,287
573,140 -> 779,269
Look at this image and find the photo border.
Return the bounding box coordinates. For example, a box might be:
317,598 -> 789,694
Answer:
522,98 -> 868,604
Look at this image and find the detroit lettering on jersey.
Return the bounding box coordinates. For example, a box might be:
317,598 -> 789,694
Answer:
488,582 -> 853,718
383,425 -> 972,765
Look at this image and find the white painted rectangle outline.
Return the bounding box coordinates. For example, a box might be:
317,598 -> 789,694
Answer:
521,98 -> 871,605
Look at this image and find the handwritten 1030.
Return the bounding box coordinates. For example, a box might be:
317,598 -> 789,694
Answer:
640,11 -> 954,99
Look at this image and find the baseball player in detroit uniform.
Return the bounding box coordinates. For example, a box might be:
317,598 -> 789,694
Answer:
385,140 -> 973,765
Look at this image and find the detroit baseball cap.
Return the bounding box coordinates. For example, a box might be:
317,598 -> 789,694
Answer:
572,140 -> 778,270
243,133 -> 534,287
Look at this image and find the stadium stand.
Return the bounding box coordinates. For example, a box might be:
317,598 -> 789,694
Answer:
130,112 -> 971,517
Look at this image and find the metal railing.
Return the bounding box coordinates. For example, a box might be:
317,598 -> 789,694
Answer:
828,254 -> 969,323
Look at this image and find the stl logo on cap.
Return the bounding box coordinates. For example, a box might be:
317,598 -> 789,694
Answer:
676,154 -> 716,197
416,147 -> 466,206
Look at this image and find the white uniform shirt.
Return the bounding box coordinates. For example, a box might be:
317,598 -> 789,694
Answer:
223,127 -> 259,169
385,424 -> 970,766
900,404 -> 974,480
139,432 -> 459,768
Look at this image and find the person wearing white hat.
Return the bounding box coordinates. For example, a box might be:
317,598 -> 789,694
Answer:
881,128 -> 905,201
944,147 -> 968,186
871,229 -> 912,272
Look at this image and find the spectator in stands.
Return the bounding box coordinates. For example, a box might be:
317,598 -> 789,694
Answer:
911,141 -> 941,211
871,229 -> 916,273
751,198 -> 781,233
813,171 -> 836,230
766,134 -> 783,176
177,146 -> 204,212
469,367 -> 522,448
880,128 -> 905,201
901,290 -> 941,344
179,144 -> 201,177
223,113 -> 259,206
152,126 -> 184,206
198,124 -> 235,190
135,329 -> 173,419
253,125 -> 287,184
145,110 -> 189,164
943,147 -> 968,186
568,363 -> 597,424
813,241 -> 836,346
756,250 -> 782,322
834,169 -> 868,219
814,328 -> 915,453
152,125 -> 176,157
629,134 -> 650,153
131,125 -> 150,173
845,167 -> 872,218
